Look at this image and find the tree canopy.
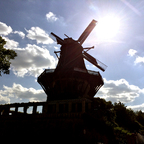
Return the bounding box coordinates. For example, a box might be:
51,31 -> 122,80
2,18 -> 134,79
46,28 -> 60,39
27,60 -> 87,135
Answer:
0,36 -> 17,76
82,97 -> 144,143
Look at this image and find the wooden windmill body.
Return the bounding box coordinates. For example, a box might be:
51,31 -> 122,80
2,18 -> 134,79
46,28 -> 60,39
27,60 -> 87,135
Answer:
38,20 -> 107,101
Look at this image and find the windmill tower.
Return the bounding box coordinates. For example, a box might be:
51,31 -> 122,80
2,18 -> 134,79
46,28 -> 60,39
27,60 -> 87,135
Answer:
37,20 -> 107,111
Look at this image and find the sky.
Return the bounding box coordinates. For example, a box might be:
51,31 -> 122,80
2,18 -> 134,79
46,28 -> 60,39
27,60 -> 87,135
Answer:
0,0 -> 144,111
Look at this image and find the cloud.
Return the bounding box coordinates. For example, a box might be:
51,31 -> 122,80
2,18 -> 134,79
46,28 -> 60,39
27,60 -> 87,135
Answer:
97,78 -> 143,103
25,27 -> 53,44
14,31 -> 25,39
135,56 -> 144,65
128,49 -> 144,65
54,46 -> 59,50
128,49 -> 137,57
46,12 -> 58,22
3,37 -> 19,49
10,44 -> 57,77
0,94 -> 10,104
127,103 -> 144,112
46,12 -> 66,26
1,83 -> 46,103
0,22 -> 12,35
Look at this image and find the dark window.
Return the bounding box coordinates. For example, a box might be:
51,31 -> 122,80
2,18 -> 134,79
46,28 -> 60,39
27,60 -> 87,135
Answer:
85,103 -> 88,112
48,104 -> 56,113
72,103 -> 76,112
77,103 -> 82,112
59,104 -> 63,113
65,104 -> 68,113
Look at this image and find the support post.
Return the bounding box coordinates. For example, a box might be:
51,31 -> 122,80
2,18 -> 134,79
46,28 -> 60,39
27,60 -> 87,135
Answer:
68,102 -> 72,113
15,105 -> 18,115
56,103 -> 59,113
82,100 -> 85,113
88,102 -> 91,110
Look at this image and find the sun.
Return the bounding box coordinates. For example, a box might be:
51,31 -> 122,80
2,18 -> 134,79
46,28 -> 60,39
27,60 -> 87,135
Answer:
95,15 -> 120,40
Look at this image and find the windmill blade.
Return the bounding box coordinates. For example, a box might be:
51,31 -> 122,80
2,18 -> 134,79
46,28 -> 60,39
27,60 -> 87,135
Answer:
50,32 -> 64,45
83,51 -> 107,72
78,19 -> 97,45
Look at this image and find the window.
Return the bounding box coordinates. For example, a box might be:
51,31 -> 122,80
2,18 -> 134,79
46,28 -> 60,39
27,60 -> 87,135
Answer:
18,107 -> 24,113
27,106 -> 33,114
85,103 -> 88,112
65,104 -> 68,113
72,103 -> 76,112
37,106 -> 43,114
59,104 -> 64,113
77,103 -> 82,112
48,104 -> 56,113
9,107 -> 15,115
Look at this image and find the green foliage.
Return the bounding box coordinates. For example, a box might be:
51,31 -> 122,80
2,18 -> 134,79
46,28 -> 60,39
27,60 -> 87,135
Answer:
84,97 -> 144,143
136,110 -> 144,125
114,127 -> 132,144
92,98 -> 116,124
0,36 -> 17,76
113,102 -> 136,131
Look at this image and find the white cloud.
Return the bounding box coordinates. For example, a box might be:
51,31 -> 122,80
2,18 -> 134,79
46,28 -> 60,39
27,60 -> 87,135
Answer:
46,12 -> 58,22
3,37 -> 19,49
14,31 -> 25,39
46,12 -> 66,27
1,83 -> 46,103
54,46 -> 59,50
135,56 -> 144,64
97,78 -> 143,103
0,22 -> 12,35
11,44 -> 57,77
127,103 -> 144,112
25,27 -> 53,44
128,49 -> 137,57
0,94 -> 10,104
128,49 -> 144,65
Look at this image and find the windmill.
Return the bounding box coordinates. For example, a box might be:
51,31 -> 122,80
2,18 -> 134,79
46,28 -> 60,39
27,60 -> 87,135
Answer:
38,20 -> 107,101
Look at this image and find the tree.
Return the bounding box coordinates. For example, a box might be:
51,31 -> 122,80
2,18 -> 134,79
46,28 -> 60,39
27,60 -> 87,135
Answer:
136,110 -> 144,126
0,36 -> 17,76
114,102 -> 138,132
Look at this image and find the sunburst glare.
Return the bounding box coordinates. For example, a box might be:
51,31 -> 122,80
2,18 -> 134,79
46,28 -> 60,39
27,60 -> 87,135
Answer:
96,15 -> 120,40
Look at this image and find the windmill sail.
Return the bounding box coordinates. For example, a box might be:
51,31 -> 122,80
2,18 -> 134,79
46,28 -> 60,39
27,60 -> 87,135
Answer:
50,20 -> 107,72
78,20 -> 97,45
50,32 -> 64,45
83,51 -> 107,72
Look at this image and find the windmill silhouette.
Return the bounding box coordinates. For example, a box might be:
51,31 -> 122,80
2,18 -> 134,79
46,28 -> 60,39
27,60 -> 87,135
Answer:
38,20 -> 107,101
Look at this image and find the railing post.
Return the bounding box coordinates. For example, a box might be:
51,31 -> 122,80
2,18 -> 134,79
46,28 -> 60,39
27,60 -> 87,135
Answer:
24,105 -> 28,114
15,105 -> 18,115
33,105 -> 37,114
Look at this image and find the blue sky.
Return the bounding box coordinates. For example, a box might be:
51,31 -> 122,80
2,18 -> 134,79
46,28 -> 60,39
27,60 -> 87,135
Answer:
0,0 -> 144,111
